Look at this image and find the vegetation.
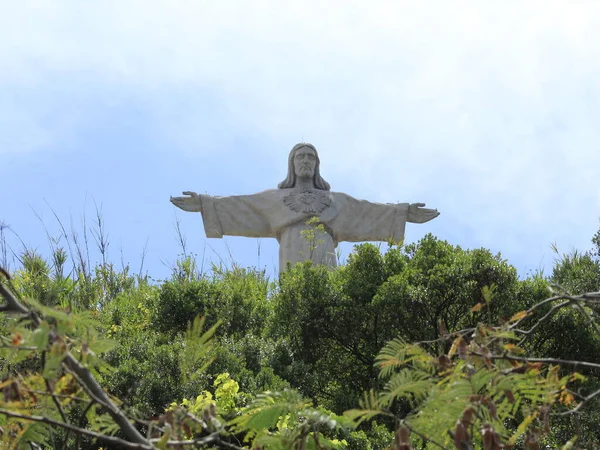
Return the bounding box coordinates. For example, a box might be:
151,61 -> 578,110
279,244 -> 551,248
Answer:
0,216 -> 599,449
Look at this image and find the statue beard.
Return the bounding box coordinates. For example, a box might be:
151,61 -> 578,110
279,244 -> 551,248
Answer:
297,167 -> 314,179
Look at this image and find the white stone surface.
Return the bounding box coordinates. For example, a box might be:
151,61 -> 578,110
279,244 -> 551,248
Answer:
170,143 -> 439,272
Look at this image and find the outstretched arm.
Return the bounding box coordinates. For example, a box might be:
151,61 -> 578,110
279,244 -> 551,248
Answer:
170,191 -> 202,212
407,203 -> 440,223
331,194 -> 439,244
170,190 -> 277,239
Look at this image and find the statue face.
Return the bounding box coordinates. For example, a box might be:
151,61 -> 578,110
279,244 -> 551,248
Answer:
293,146 -> 317,179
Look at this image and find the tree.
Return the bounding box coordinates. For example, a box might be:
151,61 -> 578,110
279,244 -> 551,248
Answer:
3,221 -> 600,448
270,236 -> 548,413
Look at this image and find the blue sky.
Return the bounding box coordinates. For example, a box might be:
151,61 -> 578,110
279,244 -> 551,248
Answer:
2,1 -> 600,281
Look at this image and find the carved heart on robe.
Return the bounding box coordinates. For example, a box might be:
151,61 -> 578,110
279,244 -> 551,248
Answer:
283,188 -> 332,214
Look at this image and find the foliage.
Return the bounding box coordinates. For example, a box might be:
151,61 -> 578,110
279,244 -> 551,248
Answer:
2,219 -> 600,448
153,265 -> 271,338
300,216 -> 329,262
551,247 -> 600,294
270,236 -> 548,412
347,330 -> 584,449
231,389 -> 353,449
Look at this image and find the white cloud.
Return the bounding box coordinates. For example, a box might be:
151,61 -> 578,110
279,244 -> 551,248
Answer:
1,0 -> 599,274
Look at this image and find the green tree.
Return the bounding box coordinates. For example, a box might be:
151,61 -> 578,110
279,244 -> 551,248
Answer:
270,235 -> 548,413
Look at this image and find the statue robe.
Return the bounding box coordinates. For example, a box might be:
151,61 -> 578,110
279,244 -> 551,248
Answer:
198,189 -> 409,272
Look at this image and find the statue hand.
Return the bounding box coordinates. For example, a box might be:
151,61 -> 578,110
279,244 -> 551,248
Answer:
408,203 -> 440,223
170,191 -> 202,212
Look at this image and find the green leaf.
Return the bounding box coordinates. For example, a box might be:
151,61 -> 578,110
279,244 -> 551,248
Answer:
482,284 -> 497,304
180,315 -> 221,381
155,423 -> 172,450
509,413 -> 535,445
561,436 -> 578,449
32,322 -> 50,351
344,390 -> 383,426
343,408 -> 382,426
26,297 -> 70,322
376,338 -> 434,378
43,342 -> 65,379
230,390 -> 309,434
379,369 -> 433,407
18,421 -> 52,449
89,338 -> 117,355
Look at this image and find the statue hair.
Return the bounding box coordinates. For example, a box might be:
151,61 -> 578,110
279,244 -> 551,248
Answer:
277,143 -> 331,191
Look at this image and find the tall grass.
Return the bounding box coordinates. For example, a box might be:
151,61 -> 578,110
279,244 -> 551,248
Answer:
1,204 -> 152,311
1,203 -> 271,312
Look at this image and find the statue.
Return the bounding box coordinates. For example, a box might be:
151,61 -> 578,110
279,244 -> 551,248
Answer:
170,143 -> 439,273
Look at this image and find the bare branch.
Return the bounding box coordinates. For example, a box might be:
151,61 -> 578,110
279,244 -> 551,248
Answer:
74,400 -> 96,450
22,388 -> 87,403
174,215 -> 188,258
0,266 -> 10,280
509,291 -> 600,346
402,421 -> 449,449
61,355 -> 150,445
91,199 -> 109,267
0,271 -> 150,447
44,376 -> 68,423
0,343 -> 39,351
554,386 -> 600,416
571,299 -> 600,337
510,291 -> 600,331
515,300 -> 571,343
0,279 -> 30,315
479,352 -> 600,372
413,327 -> 475,346
185,411 -> 209,432
62,364 -> 113,411
138,236 -> 149,280
0,408 -> 153,450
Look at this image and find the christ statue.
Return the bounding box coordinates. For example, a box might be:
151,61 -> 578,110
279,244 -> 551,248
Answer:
170,143 -> 439,273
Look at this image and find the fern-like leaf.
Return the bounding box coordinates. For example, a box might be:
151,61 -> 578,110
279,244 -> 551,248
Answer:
376,338 -> 434,378
344,389 -> 384,426
379,368 -> 433,407
230,389 -> 309,433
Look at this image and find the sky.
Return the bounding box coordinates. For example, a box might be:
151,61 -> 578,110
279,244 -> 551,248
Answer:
1,0 -> 599,281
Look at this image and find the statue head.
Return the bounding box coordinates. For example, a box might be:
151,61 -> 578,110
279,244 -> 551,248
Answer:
277,143 -> 331,191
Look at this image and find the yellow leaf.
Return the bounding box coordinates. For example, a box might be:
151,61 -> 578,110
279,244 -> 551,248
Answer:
471,303 -> 484,313
448,337 -> 463,359
510,310 -> 528,322
509,413 -> 536,445
503,343 -> 525,355
560,390 -> 575,406
0,378 -> 15,390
